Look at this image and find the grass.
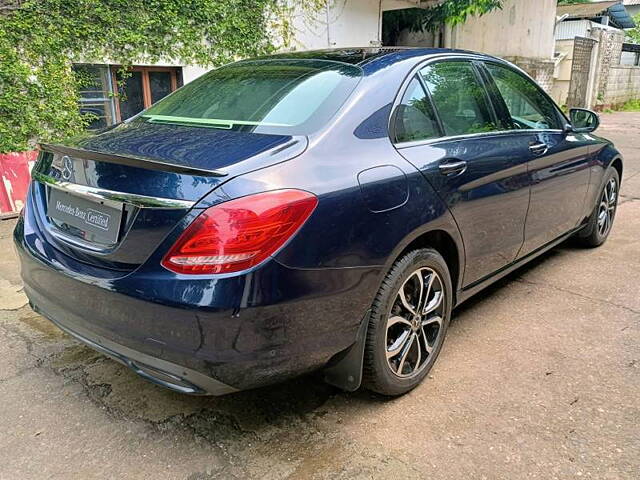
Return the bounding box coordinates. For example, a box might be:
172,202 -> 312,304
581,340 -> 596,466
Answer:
619,99 -> 640,112
600,99 -> 640,114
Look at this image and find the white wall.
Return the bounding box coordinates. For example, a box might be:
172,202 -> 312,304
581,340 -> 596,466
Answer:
444,0 -> 557,59
621,51 -> 640,65
290,0 -> 383,50
288,0 -> 435,50
182,66 -> 209,83
551,39 -> 574,106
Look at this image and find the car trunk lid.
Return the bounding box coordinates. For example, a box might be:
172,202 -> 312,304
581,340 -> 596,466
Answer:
29,122 -> 303,270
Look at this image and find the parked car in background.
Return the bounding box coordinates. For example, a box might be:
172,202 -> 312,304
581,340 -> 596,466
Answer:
14,48 -> 622,397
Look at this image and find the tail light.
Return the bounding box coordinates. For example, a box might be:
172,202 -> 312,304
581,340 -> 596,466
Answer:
161,189 -> 318,275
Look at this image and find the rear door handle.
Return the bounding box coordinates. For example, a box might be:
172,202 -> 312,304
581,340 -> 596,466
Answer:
529,142 -> 549,156
439,160 -> 467,176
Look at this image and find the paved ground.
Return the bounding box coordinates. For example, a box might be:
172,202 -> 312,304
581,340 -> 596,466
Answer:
1,112 -> 639,480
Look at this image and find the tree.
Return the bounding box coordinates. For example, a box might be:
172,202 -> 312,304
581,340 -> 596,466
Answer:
627,13 -> 640,44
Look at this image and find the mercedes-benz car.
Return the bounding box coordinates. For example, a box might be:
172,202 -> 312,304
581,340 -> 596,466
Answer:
14,48 -> 622,397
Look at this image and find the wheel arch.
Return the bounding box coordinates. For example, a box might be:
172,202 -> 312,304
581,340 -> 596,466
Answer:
380,220 -> 465,306
398,230 -> 461,299
324,224 -> 464,393
611,156 -> 623,181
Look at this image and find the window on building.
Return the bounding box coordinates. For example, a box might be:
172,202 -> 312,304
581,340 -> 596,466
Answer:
73,64 -> 182,128
113,66 -> 182,121
74,65 -> 116,130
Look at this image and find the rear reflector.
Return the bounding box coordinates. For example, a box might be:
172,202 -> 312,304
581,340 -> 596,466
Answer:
161,189 -> 318,274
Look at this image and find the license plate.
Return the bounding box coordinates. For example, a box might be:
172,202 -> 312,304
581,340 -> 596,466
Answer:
47,188 -> 123,244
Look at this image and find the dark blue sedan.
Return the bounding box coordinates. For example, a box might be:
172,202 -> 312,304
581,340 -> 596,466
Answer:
14,48 -> 623,396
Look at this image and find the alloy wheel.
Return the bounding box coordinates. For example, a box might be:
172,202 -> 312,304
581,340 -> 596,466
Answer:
597,177 -> 618,237
385,267 -> 445,379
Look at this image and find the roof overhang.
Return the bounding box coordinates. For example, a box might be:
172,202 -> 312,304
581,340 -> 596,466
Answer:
381,0 -> 445,12
557,1 -> 636,29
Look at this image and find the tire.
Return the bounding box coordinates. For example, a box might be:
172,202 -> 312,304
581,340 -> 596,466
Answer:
363,248 -> 453,396
575,168 -> 620,248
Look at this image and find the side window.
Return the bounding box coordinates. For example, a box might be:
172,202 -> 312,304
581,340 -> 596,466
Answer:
485,62 -> 562,130
392,77 -> 440,143
420,61 -> 498,137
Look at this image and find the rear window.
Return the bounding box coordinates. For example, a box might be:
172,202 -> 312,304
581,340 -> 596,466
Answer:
141,59 -> 362,135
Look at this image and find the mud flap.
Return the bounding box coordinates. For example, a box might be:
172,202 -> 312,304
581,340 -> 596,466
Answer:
323,311 -> 369,392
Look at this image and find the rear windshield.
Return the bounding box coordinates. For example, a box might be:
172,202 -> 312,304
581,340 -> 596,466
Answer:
140,59 -> 363,135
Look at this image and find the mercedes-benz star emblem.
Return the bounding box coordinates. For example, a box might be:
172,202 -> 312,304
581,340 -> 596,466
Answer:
60,155 -> 74,180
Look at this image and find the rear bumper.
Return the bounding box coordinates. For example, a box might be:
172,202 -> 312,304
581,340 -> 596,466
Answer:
14,215 -> 380,393
33,301 -> 236,395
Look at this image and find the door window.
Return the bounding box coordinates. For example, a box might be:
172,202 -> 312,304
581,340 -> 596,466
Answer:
485,62 -> 563,131
392,77 -> 441,143
420,61 -> 497,137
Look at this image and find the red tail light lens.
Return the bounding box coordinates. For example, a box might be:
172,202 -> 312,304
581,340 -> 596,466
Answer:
161,189 -> 318,275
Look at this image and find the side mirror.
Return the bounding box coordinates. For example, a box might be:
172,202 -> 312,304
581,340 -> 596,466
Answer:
568,108 -> 600,133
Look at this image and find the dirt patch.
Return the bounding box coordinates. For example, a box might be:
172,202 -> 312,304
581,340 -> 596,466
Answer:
83,359 -> 211,422
50,344 -> 104,370
19,310 -> 66,340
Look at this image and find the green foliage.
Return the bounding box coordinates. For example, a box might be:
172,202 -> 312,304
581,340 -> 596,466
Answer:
557,0 -> 591,5
383,0 -> 502,46
619,98 -> 640,112
0,0 -> 303,153
627,14 -> 640,44
600,98 -> 640,113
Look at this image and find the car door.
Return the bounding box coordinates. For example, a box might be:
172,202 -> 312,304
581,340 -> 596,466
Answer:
393,59 -> 532,287
480,61 -> 592,256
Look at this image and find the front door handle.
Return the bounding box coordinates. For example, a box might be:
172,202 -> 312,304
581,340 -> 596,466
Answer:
439,160 -> 467,176
529,142 -> 549,156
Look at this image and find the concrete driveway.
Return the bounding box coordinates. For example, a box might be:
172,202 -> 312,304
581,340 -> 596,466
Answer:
1,113 -> 638,480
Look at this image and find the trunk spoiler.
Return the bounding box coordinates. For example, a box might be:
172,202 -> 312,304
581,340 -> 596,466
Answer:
40,143 -> 229,178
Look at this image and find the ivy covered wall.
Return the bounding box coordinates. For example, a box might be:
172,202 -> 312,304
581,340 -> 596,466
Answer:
0,0 -> 300,153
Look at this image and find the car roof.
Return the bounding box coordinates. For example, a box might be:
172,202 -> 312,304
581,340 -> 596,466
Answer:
255,47 -> 495,73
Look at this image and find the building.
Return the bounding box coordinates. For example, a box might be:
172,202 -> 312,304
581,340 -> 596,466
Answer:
384,0 -> 558,91
552,0 -> 639,110
75,0 -> 436,130
622,0 -> 640,65
0,0 -> 445,215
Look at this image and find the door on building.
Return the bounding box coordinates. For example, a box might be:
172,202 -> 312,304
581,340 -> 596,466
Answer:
112,66 -> 181,121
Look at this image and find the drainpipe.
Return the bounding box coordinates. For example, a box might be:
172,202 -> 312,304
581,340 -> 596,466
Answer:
325,1 -> 331,47
376,0 -> 383,46
554,13 -> 569,35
